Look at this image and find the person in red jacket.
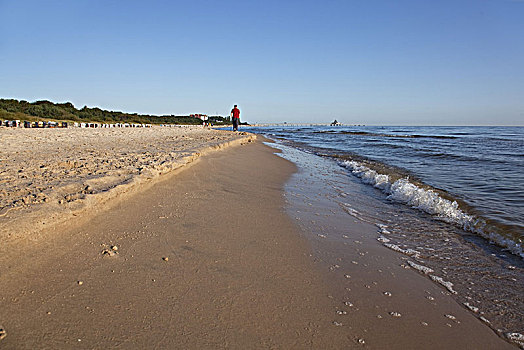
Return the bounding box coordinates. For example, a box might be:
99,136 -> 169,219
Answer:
230,105 -> 240,131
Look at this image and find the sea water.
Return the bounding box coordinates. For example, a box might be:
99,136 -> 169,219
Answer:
243,125 -> 523,345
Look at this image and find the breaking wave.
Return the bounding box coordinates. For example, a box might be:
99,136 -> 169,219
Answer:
340,160 -> 523,258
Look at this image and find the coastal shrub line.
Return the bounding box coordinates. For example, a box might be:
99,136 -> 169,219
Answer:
0,99 -> 231,125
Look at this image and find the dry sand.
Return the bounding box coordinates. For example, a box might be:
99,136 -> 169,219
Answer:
0,127 -> 253,243
0,130 -> 516,349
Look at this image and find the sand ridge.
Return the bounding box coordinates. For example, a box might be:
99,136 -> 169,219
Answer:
0,127 -> 254,244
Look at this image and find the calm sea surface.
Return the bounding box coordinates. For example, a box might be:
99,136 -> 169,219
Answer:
242,125 -> 523,344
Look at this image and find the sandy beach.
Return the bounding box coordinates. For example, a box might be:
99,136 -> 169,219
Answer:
0,128 -> 517,349
0,127 -> 254,244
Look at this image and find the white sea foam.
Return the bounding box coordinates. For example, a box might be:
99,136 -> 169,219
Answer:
341,160 -> 523,258
463,302 -> 479,313
377,236 -> 390,243
407,260 -> 434,274
505,332 -> 524,347
341,203 -> 363,219
480,316 -> 491,324
429,275 -> 457,294
383,243 -> 421,258
376,223 -> 391,234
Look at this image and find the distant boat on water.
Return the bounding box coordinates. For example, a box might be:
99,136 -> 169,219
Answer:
330,120 -> 341,126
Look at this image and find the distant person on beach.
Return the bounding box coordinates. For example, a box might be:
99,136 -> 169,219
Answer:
231,105 -> 240,131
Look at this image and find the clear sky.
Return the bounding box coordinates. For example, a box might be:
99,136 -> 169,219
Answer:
1,0 -> 523,125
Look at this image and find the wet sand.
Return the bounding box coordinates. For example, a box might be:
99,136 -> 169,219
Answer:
277,142 -> 519,349
0,135 -> 516,348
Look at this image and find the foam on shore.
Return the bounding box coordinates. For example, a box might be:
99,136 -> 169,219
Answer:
340,160 -> 523,258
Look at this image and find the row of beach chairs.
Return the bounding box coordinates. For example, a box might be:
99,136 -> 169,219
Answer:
2,120 -> 68,128
1,120 -> 154,128
76,122 -> 153,128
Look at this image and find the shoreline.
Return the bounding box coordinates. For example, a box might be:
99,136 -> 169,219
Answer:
0,135 -> 518,348
274,142 -> 519,348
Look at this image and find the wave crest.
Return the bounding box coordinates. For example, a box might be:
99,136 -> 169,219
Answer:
341,160 -> 522,258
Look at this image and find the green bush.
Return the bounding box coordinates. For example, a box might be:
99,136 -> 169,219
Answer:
0,98 -> 210,125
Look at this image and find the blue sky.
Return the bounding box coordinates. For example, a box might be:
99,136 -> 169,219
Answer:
1,0 -> 523,125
